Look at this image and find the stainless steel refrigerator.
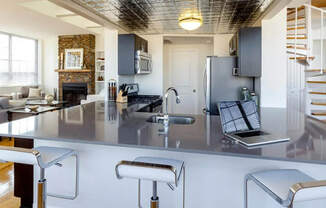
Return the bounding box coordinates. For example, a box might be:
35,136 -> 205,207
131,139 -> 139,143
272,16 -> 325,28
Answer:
205,56 -> 253,115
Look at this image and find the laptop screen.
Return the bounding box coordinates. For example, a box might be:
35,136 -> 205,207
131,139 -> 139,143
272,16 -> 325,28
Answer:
218,100 -> 261,134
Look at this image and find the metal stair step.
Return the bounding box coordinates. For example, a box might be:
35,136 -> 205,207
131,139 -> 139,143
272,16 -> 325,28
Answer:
305,69 -> 326,72
287,45 -> 307,50
289,56 -> 315,60
307,80 -> 326,84
287,51 -> 307,56
286,36 -> 307,40
309,91 -> 326,95
287,16 -> 306,21
287,26 -> 306,31
311,110 -> 326,116
311,99 -> 326,105
287,6 -> 305,14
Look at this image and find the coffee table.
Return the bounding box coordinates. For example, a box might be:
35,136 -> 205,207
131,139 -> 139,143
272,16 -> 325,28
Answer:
8,106 -> 61,121
26,100 -> 67,107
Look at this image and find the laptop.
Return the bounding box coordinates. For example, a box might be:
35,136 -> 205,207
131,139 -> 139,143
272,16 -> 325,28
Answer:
217,100 -> 290,147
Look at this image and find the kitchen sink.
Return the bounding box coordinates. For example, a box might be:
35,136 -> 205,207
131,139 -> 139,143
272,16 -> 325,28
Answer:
147,115 -> 195,125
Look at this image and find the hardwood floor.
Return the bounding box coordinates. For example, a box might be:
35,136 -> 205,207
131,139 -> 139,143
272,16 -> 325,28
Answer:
0,164 -> 20,208
0,138 -> 20,208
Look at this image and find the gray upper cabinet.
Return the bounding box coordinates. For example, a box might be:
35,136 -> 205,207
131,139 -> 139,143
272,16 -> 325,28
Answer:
118,34 -> 148,75
233,27 -> 262,77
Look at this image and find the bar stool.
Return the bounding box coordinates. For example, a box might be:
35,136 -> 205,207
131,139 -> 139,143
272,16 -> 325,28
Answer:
115,156 -> 185,208
245,169 -> 326,208
0,145 -> 79,208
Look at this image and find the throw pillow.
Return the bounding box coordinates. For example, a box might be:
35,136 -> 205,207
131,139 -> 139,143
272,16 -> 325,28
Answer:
28,88 -> 41,98
20,86 -> 29,98
21,86 -> 38,98
0,97 -> 9,109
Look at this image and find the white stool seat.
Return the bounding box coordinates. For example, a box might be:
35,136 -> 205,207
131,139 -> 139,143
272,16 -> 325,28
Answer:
245,169 -> 326,207
0,146 -> 75,168
116,157 -> 184,185
0,145 -> 79,207
116,156 -> 185,208
34,146 -> 76,168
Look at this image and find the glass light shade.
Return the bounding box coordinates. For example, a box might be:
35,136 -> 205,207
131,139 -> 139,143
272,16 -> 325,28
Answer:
179,9 -> 203,31
178,17 -> 202,31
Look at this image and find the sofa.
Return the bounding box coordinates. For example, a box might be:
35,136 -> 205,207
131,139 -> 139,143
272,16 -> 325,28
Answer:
0,86 -> 44,123
0,85 -> 42,100
0,97 -> 14,123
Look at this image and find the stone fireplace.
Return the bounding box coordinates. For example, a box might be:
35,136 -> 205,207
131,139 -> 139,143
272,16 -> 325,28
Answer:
57,34 -> 95,102
58,71 -> 94,100
62,83 -> 87,106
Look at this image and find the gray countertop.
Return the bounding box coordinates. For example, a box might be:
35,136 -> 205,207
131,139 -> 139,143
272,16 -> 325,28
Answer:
0,101 -> 326,164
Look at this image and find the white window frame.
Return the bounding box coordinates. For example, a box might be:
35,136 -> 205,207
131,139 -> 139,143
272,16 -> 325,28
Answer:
0,31 -> 38,86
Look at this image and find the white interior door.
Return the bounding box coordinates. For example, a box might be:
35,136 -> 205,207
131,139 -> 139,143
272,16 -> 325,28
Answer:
168,48 -> 199,114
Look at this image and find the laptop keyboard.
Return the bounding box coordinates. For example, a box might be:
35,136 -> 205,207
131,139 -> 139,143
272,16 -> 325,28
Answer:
234,131 -> 269,138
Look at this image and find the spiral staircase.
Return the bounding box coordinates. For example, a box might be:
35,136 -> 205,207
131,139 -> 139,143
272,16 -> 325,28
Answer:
287,4 -> 326,121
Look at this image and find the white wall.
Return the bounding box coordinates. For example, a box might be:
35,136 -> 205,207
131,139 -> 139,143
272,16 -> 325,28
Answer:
261,8 -> 287,108
95,30 -> 105,52
104,29 -> 119,100
41,36 -> 58,94
213,34 -> 233,56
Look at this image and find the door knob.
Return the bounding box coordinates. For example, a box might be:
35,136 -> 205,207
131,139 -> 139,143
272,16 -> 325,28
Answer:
193,89 -> 196,93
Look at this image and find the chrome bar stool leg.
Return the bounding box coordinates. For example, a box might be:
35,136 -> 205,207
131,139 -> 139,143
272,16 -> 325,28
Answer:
47,153 -> 79,200
182,166 -> 185,208
151,181 -> 159,208
38,168 -> 47,208
138,179 -> 142,208
244,175 -> 249,208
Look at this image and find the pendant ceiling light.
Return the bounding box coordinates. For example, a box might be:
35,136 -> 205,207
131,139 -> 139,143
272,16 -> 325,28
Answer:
179,9 -> 203,31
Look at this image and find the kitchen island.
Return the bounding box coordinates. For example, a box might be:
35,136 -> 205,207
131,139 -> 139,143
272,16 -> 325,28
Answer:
0,101 -> 326,208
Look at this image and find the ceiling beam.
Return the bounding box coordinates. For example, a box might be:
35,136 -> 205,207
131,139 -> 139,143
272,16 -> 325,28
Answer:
56,14 -> 78,18
48,0 -> 129,33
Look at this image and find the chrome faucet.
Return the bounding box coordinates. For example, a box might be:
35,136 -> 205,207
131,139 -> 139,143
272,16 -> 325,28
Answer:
164,87 -> 180,115
157,87 -> 181,128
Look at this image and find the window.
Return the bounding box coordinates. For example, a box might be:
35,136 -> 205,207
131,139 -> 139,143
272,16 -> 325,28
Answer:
0,32 -> 38,86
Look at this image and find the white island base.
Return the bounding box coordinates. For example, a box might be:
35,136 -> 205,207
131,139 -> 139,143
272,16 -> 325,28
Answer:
33,140 -> 326,208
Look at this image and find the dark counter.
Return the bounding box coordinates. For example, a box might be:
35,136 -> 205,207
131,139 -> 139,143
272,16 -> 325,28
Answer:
0,101 -> 325,164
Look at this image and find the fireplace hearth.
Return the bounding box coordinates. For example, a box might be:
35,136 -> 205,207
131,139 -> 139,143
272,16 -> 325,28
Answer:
62,83 -> 88,106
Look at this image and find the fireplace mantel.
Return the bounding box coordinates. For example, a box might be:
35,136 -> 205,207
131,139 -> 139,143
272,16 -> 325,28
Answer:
55,69 -> 92,73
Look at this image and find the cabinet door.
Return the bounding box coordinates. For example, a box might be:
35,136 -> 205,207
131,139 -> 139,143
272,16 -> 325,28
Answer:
239,27 -> 261,77
135,35 -> 148,52
134,35 -> 141,51
118,34 -> 136,75
142,38 -> 148,52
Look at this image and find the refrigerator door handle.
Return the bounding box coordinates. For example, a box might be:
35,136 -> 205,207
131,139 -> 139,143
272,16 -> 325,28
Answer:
204,57 -> 211,114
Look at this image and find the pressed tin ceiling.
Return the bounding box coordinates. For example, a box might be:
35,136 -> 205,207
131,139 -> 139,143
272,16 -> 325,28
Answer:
71,0 -> 275,34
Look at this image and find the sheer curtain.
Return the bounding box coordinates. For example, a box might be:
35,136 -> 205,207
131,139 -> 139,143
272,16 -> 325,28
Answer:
0,33 -> 38,86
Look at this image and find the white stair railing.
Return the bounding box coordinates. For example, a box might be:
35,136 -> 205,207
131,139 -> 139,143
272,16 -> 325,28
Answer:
302,4 -> 326,119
